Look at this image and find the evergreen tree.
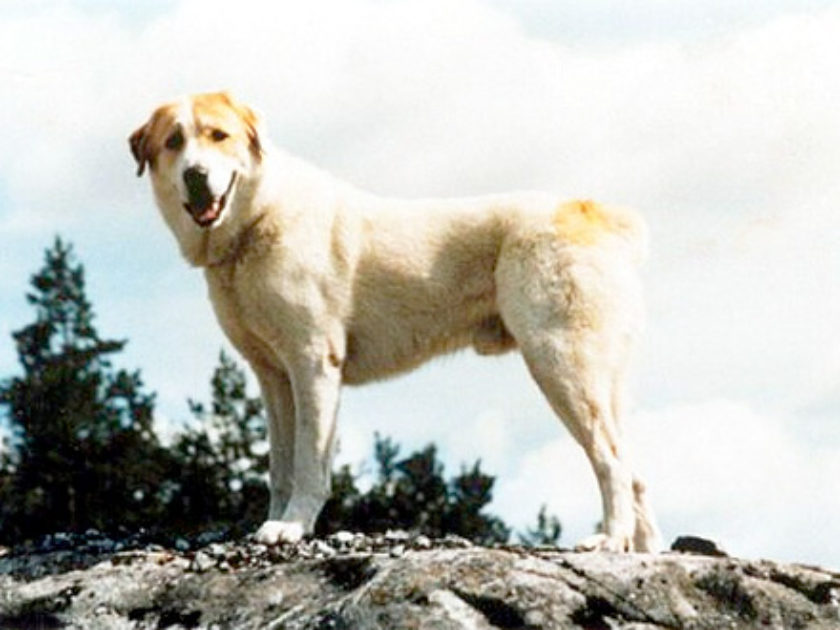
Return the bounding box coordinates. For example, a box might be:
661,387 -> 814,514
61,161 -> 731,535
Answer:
167,351 -> 268,534
0,238 -> 168,541
446,461 -> 511,545
316,433 -> 511,544
519,504 -> 562,546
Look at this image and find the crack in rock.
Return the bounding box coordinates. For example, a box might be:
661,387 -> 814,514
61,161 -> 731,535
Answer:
694,569 -> 758,621
767,568 -> 840,606
449,587 -> 534,629
558,558 -> 669,627
319,555 -> 379,591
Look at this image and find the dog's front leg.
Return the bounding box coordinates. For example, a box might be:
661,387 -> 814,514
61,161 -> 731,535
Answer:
252,366 -> 296,533
254,338 -> 342,545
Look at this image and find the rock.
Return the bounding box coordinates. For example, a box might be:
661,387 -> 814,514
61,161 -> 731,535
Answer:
0,534 -> 839,629
384,529 -> 410,542
671,535 -> 728,557
330,530 -> 355,547
413,534 -> 432,550
442,533 -> 473,548
190,550 -> 216,573
312,539 -> 337,558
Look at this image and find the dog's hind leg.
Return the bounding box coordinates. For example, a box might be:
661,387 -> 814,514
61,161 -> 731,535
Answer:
497,241 -> 648,552
631,476 -> 662,552
610,375 -> 663,552
517,331 -> 637,552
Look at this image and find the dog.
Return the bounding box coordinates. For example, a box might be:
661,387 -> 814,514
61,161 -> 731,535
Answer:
130,91 -> 662,552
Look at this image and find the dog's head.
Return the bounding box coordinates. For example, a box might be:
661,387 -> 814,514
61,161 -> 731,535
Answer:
130,91 -> 263,233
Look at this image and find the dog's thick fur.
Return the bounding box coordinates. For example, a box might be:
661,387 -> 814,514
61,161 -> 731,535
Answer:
130,91 -> 661,551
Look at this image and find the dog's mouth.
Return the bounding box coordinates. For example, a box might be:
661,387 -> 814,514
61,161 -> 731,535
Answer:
183,172 -> 237,228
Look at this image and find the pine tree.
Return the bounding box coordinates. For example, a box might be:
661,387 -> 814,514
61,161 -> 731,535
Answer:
446,461 -> 511,545
519,504 -> 562,546
316,433 -> 511,544
168,350 -> 268,534
0,238 -> 167,541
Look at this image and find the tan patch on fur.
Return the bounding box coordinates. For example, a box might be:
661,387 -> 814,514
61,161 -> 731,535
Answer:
191,92 -> 261,159
129,103 -> 180,175
553,200 -> 614,246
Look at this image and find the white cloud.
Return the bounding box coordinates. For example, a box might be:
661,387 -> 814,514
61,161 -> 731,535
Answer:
632,400 -> 840,566
495,399 -> 840,567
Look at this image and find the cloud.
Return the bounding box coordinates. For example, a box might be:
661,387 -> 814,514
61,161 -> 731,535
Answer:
634,400 -> 840,566
4,1 -> 840,226
495,399 -> 840,566
335,353 -> 545,472
486,0 -> 837,47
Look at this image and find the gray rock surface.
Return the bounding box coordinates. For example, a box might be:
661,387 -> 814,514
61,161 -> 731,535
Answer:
1,533 -> 839,629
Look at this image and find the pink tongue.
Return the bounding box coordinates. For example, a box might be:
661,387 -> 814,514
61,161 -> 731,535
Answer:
198,200 -> 221,223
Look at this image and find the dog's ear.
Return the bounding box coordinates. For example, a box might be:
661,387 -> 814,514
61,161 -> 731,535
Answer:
129,122 -> 150,177
245,110 -> 263,160
233,100 -> 264,160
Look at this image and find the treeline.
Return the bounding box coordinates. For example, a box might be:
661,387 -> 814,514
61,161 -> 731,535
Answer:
0,239 -> 560,546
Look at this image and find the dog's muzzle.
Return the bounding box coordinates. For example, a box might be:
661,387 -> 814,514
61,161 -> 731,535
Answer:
182,167 -> 237,227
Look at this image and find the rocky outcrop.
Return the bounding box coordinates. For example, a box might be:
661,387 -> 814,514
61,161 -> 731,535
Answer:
1,532 -> 839,629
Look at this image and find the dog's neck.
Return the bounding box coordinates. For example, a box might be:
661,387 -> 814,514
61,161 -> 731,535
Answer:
203,209 -> 278,270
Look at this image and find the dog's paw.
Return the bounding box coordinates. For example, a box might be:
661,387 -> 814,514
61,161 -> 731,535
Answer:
254,520 -> 306,545
574,533 -> 633,553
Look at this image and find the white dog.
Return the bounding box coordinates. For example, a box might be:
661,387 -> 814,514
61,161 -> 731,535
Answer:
130,91 -> 661,552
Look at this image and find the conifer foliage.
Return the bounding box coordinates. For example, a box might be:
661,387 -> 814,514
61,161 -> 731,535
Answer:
0,238 -> 166,541
316,435 -> 511,544
166,351 -> 269,534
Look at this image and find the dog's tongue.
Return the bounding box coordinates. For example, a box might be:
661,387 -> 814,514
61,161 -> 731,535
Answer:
185,194 -> 222,226
195,200 -> 221,224
185,173 -> 235,227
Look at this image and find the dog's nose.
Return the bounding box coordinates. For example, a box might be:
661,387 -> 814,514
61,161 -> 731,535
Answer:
183,166 -> 209,193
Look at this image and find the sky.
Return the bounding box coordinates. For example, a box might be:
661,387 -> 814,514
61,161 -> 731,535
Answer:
1,0 -> 840,568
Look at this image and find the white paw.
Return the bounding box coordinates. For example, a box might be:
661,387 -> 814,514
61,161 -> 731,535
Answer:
575,533 -> 632,553
254,520 -> 306,545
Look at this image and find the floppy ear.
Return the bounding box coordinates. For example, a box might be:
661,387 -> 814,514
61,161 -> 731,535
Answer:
129,123 -> 150,177
246,113 -> 263,159
234,101 -> 264,160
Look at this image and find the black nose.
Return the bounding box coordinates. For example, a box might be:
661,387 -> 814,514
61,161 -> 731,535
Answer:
183,166 -> 209,195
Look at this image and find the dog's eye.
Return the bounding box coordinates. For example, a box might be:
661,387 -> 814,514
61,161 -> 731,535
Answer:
165,130 -> 184,151
211,129 -> 229,142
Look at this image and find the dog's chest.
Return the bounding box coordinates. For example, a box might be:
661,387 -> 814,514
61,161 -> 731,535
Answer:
205,253 -> 342,358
